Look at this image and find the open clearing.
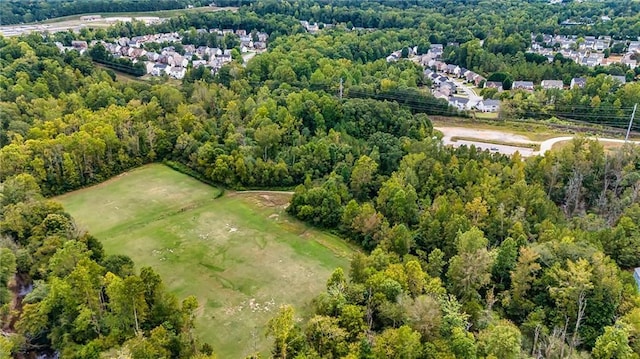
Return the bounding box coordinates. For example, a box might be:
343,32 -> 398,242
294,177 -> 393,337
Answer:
430,117 -> 565,141
0,6 -> 237,37
56,164 -> 354,358
435,124 -> 640,157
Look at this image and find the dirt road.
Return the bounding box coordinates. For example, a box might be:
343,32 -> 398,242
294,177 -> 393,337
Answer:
435,126 -> 640,157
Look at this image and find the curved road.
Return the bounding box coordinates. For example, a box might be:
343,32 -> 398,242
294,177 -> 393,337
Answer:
537,136 -> 640,155
436,127 -> 640,157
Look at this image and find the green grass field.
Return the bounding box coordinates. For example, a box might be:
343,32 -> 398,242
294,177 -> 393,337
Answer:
56,164 -> 354,358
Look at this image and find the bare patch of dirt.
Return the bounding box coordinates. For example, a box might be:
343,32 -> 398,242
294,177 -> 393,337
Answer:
231,191 -> 293,208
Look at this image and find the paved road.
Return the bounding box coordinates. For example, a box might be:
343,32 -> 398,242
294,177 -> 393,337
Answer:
451,78 -> 482,108
537,136 -> 574,154
537,136 -> 640,154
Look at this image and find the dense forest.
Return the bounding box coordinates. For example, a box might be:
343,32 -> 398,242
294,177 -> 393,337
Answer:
3,0 -> 640,358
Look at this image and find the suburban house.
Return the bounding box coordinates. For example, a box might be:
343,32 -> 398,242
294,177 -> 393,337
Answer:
610,75 -> 627,84
433,75 -> 448,85
582,55 -> 602,67
434,61 -> 448,72
512,81 -> 535,91
436,76 -> 450,85
622,55 -> 637,69
449,96 -> 470,110
71,40 -> 88,50
594,40 -> 609,51
440,81 -> 458,96
429,44 -> 444,58
151,63 -> 168,76
484,81 -> 503,91
166,54 -> 188,68
146,51 -> 160,61
128,48 -> 146,58
145,62 -> 156,74
168,67 -> 186,80
476,99 -> 501,112
446,64 -> 459,74
541,80 -> 564,90
469,73 -> 486,86
571,77 -> 587,88
386,53 -> 400,62
127,39 -> 141,48
193,60 -> 208,68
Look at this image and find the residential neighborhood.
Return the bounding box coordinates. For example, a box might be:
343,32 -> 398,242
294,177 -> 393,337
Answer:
529,33 -> 639,68
55,29 -> 269,79
398,40 -> 635,115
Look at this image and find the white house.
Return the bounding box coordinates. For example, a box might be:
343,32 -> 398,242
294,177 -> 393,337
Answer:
541,80 -> 564,90
449,96 -> 470,111
484,81 -> 503,91
476,99 -> 501,112
512,81 -> 535,91
144,62 -> 155,74
168,67 -> 186,79
151,64 -> 168,76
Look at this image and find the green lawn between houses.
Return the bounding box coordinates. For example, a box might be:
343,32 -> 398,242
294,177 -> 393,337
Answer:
56,163 -> 354,358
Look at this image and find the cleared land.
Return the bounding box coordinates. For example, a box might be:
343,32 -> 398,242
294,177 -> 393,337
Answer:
436,125 -> 640,157
56,164 -> 354,358
431,117 -> 565,141
0,6 -> 237,37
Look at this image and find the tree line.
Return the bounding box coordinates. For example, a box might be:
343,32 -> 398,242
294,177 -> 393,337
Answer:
0,0 -> 204,25
3,2 -> 640,357
0,173 -> 217,358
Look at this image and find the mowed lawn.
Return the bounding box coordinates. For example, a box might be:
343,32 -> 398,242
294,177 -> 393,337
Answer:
56,164 -> 354,358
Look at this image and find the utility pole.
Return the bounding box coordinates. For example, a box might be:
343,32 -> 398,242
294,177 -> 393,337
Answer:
625,103 -> 637,142
339,77 -> 343,99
